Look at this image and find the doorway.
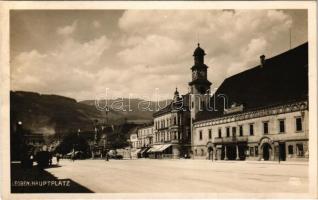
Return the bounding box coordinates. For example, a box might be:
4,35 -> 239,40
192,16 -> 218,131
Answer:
279,143 -> 286,161
262,143 -> 271,160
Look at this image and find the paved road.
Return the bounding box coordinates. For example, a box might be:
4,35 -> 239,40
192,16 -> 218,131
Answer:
46,159 -> 308,193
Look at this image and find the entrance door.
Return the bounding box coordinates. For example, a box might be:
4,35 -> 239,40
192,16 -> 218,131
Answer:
263,143 -> 271,160
279,143 -> 286,161
227,145 -> 236,160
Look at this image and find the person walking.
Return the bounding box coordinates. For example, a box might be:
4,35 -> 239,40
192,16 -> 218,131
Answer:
56,154 -> 60,165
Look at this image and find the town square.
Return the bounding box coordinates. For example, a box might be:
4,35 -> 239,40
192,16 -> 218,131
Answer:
2,5 -> 316,199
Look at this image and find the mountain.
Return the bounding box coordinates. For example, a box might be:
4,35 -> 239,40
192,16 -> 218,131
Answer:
80,98 -> 172,121
10,91 -> 170,136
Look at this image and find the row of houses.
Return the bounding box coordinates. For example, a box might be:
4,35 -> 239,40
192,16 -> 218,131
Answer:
129,42 -> 309,161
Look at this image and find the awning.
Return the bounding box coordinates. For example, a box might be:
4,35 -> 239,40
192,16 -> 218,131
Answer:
148,144 -> 172,153
148,145 -> 162,153
158,144 -> 172,152
140,148 -> 149,154
132,149 -> 141,155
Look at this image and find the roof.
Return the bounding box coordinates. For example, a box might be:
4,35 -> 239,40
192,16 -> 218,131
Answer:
195,42 -> 308,122
193,43 -> 206,56
153,93 -> 190,117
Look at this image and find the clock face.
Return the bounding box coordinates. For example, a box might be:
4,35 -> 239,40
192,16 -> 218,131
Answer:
199,71 -> 206,78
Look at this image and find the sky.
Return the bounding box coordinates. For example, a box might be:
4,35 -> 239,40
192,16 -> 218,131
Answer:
10,10 -> 308,101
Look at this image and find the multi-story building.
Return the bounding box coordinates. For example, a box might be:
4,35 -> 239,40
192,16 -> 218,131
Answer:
136,124 -> 154,157
192,42 -> 309,161
148,88 -> 191,159
128,127 -> 139,158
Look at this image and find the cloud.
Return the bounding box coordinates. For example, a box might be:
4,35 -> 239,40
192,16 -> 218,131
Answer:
93,20 -> 101,28
11,33 -> 111,99
56,21 -> 77,36
117,10 -> 294,95
11,10 -> 305,100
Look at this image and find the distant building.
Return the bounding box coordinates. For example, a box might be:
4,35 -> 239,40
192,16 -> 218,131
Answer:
129,127 -> 139,158
136,124 -> 154,158
192,43 -> 309,161
148,89 -> 191,159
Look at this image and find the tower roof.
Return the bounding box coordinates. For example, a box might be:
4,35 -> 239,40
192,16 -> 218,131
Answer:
193,43 -> 206,57
174,87 -> 179,96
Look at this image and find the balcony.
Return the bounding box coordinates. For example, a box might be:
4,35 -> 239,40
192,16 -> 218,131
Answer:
214,136 -> 248,144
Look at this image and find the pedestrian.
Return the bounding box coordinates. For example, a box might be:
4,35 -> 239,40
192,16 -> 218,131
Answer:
56,154 -> 60,165
105,152 -> 109,162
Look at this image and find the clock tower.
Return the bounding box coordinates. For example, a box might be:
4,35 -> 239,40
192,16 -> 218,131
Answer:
189,43 -> 212,119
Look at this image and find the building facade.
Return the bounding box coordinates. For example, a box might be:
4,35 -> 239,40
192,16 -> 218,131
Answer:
136,124 -> 154,157
192,43 -> 309,161
149,89 -> 191,159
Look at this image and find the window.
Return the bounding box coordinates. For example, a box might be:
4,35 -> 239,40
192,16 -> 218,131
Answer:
232,127 -> 236,137
239,125 -> 243,136
195,149 -> 198,156
255,146 -> 258,156
296,117 -> 303,131
226,127 -> 230,137
201,149 -> 204,156
218,128 -> 222,138
192,101 -> 194,108
279,119 -> 285,133
208,129 -> 212,139
249,124 -> 254,136
296,144 -> 304,156
263,121 -> 269,134
250,147 -> 255,156
199,130 -> 203,140
288,145 -> 294,154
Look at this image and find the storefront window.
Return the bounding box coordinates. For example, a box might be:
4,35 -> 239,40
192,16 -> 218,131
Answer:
255,146 -> 258,156
288,145 -> 294,154
250,147 -> 254,156
296,144 -> 304,156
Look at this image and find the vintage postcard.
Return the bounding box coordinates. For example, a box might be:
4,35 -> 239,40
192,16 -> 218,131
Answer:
0,1 -> 317,199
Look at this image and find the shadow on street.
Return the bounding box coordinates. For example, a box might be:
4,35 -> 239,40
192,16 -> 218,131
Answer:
11,163 -> 93,193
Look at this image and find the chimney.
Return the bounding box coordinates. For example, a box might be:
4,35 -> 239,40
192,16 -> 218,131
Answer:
260,55 -> 266,67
